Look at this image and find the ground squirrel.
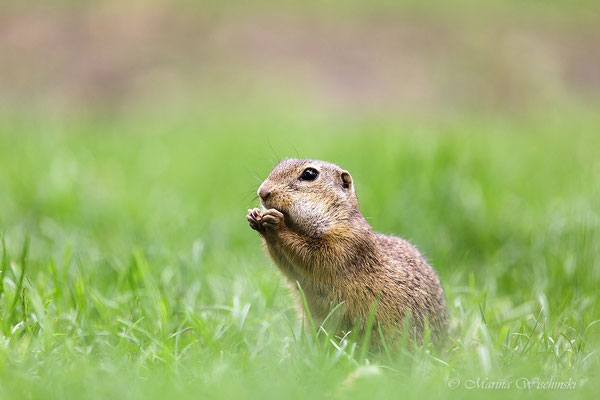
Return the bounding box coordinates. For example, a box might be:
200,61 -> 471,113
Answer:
247,158 -> 448,346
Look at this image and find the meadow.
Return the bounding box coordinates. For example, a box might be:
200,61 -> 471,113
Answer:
1,1 -> 600,398
0,107 -> 598,399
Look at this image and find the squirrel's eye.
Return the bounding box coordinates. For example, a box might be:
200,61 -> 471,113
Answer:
299,167 -> 319,181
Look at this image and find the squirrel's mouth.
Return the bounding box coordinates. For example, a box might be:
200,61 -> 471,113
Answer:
260,198 -> 287,217
260,199 -> 277,212
259,192 -> 292,221
259,197 -> 270,209
260,194 -> 278,210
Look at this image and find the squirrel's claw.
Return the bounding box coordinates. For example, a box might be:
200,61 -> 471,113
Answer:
247,208 -> 265,232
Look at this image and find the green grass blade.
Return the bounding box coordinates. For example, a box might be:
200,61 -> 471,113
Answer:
359,297 -> 379,363
9,236 -> 28,321
296,281 -> 320,350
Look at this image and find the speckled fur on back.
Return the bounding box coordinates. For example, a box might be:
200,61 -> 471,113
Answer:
246,158 -> 448,346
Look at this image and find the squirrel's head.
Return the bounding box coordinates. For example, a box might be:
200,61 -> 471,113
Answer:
257,158 -> 360,236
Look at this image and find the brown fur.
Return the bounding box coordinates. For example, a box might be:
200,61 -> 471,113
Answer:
247,158 -> 448,346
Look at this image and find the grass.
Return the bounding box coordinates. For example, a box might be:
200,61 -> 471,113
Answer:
0,108 -> 599,399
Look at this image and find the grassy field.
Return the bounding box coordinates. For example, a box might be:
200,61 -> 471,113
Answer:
1,2 -> 600,398
0,107 -> 598,399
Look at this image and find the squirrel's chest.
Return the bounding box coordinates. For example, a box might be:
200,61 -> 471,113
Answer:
276,264 -> 340,315
298,282 -> 342,321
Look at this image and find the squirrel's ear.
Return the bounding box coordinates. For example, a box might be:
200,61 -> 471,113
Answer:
340,170 -> 353,190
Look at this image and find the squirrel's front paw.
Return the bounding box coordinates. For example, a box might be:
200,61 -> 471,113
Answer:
261,209 -> 284,233
247,208 -> 284,234
247,208 -> 265,232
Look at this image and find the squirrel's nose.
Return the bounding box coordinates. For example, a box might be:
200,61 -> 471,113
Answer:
258,185 -> 271,201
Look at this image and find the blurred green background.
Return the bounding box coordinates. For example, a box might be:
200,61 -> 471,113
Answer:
0,1 -> 599,399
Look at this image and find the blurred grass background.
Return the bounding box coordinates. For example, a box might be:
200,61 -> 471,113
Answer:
0,1 -> 599,399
